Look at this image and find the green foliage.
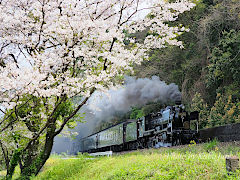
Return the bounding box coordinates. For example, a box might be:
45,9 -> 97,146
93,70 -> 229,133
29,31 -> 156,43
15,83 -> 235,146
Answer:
134,0 -> 240,109
133,0 -> 240,131
208,94 -> 240,127
204,139 -> 219,152
130,108 -> 144,119
207,30 -> 240,93
190,93 -> 210,129
190,92 -> 240,129
134,0 -> 208,103
208,93 -> 226,127
202,0 -> 214,5
0,93 -> 86,179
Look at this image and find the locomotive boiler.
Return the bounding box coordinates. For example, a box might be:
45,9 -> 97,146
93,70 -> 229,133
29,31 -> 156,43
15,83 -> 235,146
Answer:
79,104 -> 199,153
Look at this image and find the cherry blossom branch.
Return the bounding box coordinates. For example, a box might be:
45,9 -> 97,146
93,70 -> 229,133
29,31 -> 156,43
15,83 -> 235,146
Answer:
34,1 -> 46,50
0,0 -> 196,148
95,1 -> 118,20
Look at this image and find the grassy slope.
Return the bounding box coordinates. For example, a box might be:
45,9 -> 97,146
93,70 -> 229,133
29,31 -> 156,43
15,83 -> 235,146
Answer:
34,141 -> 240,180
1,141 -> 240,180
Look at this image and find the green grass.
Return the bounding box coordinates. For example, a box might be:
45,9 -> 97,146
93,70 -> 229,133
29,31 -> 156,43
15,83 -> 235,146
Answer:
34,153 -> 240,180
34,141 -> 240,180
1,141 -> 240,180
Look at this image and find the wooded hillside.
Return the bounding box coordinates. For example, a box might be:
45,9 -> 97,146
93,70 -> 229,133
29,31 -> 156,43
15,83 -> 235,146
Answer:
95,0 -> 240,132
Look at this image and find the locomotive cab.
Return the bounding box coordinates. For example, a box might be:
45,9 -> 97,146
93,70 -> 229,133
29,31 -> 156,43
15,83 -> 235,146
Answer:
138,104 -> 199,148
171,106 -> 199,145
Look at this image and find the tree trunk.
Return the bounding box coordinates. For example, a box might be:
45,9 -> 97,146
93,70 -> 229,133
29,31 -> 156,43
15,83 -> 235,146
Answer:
5,93 -> 93,179
0,140 -> 10,176
6,149 -> 22,180
18,125 -> 56,179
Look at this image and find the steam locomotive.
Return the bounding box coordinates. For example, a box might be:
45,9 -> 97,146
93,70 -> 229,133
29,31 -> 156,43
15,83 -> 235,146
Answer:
79,104 -> 199,153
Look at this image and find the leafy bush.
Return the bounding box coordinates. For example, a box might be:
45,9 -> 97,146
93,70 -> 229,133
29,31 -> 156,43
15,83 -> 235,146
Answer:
204,139 -> 219,152
190,92 -> 240,129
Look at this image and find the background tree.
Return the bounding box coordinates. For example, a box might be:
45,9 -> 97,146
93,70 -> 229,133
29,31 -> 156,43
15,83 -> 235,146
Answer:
131,0 -> 240,130
207,30 -> 240,99
189,93 -> 209,129
0,0 -> 195,179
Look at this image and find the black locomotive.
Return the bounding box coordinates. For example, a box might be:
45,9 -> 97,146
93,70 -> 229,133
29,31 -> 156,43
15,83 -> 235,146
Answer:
79,104 -> 199,153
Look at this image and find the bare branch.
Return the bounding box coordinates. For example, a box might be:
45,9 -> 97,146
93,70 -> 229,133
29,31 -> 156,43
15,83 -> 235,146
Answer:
95,1 -> 118,20
9,54 -> 19,68
103,37 -> 117,70
0,108 -> 5,115
34,1 -> 46,50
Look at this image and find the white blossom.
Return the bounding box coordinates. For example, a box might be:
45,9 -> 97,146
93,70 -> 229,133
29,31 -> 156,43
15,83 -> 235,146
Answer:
0,0 -> 195,110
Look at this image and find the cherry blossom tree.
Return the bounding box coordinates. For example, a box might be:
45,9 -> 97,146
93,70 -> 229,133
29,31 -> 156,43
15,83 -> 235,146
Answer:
0,0 -> 195,178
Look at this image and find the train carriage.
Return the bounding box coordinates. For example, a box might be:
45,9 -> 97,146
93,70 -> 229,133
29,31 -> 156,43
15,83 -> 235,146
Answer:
98,123 -> 124,149
81,134 -> 97,152
79,104 -> 199,153
125,120 -> 138,142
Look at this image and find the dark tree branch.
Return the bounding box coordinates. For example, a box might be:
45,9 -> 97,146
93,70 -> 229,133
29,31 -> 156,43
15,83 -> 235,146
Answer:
0,42 -> 10,54
95,1 -> 118,20
9,54 -> 19,69
117,0 -> 126,25
23,95 -> 67,151
54,87 -> 95,136
49,95 -> 67,118
103,37 -> 117,71
17,44 -> 33,67
1,119 -> 18,133
23,122 -> 49,152
0,97 -> 33,131
0,108 -> 5,115
120,2 -> 139,26
34,1 -> 46,50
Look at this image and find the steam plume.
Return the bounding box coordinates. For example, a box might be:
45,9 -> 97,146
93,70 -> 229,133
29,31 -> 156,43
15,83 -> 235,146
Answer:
78,76 -> 181,136
89,76 -> 181,118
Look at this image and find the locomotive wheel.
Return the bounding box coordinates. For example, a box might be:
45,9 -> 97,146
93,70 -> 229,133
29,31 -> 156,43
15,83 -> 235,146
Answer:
173,138 -> 181,146
137,141 -> 144,149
